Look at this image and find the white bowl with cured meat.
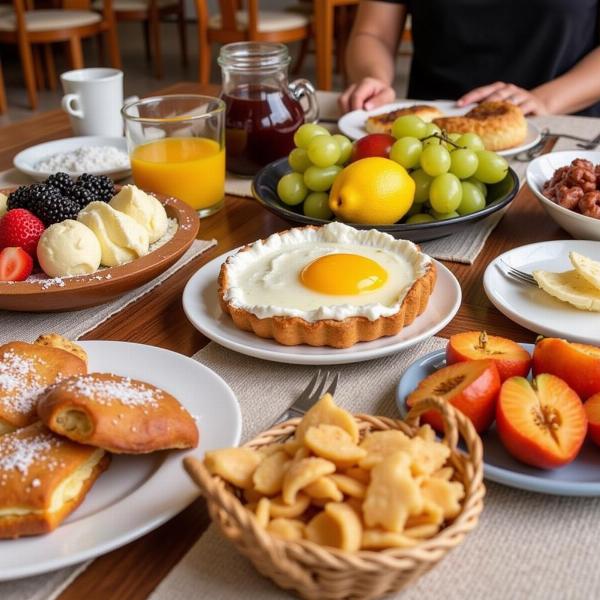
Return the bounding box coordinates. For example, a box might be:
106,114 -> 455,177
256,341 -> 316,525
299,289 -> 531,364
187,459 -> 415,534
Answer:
527,151 -> 600,241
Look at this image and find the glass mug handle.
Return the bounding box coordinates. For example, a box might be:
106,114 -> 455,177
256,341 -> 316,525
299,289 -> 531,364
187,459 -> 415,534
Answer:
289,79 -> 319,124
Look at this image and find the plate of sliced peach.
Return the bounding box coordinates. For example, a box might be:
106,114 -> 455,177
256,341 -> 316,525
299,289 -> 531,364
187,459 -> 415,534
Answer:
396,331 -> 600,496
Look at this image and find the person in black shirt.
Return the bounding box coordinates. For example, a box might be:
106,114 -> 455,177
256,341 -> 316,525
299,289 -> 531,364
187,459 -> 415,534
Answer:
339,0 -> 600,116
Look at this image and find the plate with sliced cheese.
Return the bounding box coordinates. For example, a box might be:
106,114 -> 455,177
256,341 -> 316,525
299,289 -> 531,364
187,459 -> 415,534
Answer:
483,239 -> 600,344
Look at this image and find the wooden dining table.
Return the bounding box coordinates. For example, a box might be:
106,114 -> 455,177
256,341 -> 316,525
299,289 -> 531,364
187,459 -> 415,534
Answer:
0,81 -> 567,600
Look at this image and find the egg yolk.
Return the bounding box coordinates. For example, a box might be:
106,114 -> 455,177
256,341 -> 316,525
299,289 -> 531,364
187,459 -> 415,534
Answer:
300,253 -> 388,295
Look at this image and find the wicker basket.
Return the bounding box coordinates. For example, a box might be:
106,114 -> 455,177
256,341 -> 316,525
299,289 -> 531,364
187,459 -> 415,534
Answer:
184,397 -> 485,600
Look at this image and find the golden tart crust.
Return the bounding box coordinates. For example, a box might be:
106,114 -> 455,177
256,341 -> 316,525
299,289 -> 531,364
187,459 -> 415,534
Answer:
433,101 -> 527,151
218,226 -> 437,349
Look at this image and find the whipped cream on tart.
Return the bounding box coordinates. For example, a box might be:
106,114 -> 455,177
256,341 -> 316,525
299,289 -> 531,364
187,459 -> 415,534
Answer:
218,223 -> 436,348
0,422 -> 109,538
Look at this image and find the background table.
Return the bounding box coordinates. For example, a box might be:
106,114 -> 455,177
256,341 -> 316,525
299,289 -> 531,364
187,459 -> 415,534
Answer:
0,81 -> 565,600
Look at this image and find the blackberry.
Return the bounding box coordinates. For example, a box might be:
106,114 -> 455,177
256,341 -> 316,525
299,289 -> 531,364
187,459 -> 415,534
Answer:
76,173 -> 115,202
32,193 -> 79,226
45,172 -> 75,196
7,185 -> 35,211
67,185 -> 94,209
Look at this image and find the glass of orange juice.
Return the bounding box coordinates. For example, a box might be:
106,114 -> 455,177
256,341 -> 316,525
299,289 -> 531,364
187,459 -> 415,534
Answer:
122,95 -> 225,217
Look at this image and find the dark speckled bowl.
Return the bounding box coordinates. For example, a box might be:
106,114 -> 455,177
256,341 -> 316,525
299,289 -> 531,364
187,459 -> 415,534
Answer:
252,158 -> 519,243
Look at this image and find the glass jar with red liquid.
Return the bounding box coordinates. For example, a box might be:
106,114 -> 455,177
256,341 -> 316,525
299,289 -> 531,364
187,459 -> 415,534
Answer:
219,42 -> 318,176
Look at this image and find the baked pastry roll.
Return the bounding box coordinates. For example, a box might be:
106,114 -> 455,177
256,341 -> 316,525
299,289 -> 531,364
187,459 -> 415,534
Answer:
366,105 -> 443,134
0,422 -> 109,538
0,338 -> 87,434
37,373 -> 199,454
433,101 -> 527,151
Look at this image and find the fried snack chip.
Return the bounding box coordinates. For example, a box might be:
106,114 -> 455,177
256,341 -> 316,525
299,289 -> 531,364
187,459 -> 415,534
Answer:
282,457 -> 336,505
252,450 -> 290,496
202,394 -> 465,554
306,502 -> 362,552
204,447 -> 262,489
304,424 -> 366,467
363,451 -> 423,533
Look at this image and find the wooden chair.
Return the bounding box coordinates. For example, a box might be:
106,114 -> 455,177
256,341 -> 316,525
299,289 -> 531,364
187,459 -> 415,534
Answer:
92,0 -> 187,79
195,0 -> 311,84
0,0 -> 121,109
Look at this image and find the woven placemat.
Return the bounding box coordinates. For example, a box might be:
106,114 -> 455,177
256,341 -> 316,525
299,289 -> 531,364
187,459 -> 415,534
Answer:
149,339 -> 600,600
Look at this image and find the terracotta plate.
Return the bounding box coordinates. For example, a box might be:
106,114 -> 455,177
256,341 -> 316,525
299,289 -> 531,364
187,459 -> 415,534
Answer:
0,188 -> 200,312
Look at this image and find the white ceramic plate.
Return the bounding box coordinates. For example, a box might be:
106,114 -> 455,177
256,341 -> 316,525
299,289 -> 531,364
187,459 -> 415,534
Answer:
483,239 -> 600,344
13,136 -> 131,181
526,150 -> 600,241
182,248 -> 461,365
0,341 -> 241,581
396,345 -> 600,496
337,99 -> 542,156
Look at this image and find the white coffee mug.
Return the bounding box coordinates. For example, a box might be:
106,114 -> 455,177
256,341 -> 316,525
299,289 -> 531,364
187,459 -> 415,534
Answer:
61,68 -> 126,137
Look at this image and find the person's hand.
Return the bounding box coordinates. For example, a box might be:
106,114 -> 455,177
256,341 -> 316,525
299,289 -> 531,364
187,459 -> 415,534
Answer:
339,77 -> 396,113
457,82 -> 549,115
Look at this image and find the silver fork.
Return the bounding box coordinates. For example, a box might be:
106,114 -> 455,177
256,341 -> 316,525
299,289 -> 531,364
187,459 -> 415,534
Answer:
499,258 -> 537,286
577,132 -> 600,150
273,370 -> 339,425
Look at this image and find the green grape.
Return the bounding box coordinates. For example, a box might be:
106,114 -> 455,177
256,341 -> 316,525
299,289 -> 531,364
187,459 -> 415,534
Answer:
406,213 -> 435,224
406,202 -> 422,217
429,173 -> 462,213
391,115 -> 428,140
293,123 -> 329,149
475,150 -> 508,184
420,145 -> 451,176
410,168 -> 433,203
424,123 -> 442,137
288,148 -> 311,173
303,192 -> 333,220
456,132 -> 485,151
421,123 -> 442,146
458,181 -> 486,215
389,137 -> 422,169
332,134 -> 352,165
303,165 -> 342,192
465,177 -> 488,197
423,136 -> 441,147
449,148 -> 478,179
431,210 -> 460,220
307,135 -> 341,167
277,172 -> 308,206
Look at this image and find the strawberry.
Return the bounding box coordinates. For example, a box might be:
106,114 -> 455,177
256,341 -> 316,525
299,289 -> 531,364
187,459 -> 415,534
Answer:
0,247 -> 33,281
0,209 -> 45,256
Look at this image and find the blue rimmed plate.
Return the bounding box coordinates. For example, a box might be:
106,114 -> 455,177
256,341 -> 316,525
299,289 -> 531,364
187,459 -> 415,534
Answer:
396,344 -> 600,496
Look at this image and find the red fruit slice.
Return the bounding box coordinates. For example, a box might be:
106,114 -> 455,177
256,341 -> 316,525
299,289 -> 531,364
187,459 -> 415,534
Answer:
406,359 -> 501,433
0,247 -> 33,281
446,331 -> 531,381
584,393 -> 600,447
350,134 -> 395,162
0,209 -> 45,257
533,337 -> 600,400
496,374 -> 587,469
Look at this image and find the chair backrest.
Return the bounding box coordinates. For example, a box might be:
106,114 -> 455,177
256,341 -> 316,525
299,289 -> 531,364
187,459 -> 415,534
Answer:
200,0 -> 259,38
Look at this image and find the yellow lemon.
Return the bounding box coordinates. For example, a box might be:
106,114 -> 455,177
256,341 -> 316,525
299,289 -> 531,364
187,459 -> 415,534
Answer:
329,157 -> 415,225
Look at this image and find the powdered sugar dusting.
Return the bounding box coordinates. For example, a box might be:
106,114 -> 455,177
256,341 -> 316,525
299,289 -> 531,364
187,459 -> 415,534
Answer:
65,375 -> 160,408
0,352 -> 48,416
0,432 -> 57,480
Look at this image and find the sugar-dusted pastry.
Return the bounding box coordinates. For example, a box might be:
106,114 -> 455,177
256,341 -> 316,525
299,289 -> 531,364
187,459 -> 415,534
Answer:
37,373 -> 199,454
0,422 -> 110,538
0,338 -> 87,433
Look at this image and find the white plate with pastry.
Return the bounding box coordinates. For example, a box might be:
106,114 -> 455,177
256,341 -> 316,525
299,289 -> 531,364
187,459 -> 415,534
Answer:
483,239 -> 600,344
0,340 -> 242,581
182,225 -> 461,365
337,99 -> 541,156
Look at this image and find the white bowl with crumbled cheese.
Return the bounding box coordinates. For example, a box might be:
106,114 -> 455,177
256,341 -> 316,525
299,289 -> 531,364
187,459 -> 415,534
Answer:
13,136 -> 131,181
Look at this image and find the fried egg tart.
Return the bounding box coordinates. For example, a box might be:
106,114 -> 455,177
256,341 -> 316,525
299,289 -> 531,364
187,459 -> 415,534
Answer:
37,373 -> 199,454
433,101 -> 527,151
0,422 -> 109,538
218,223 -> 436,349
365,104 -> 443,134
0,337 -> 87,434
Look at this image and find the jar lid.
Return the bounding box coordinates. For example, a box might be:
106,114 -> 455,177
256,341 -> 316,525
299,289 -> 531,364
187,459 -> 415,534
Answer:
218,42 -> 291,70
